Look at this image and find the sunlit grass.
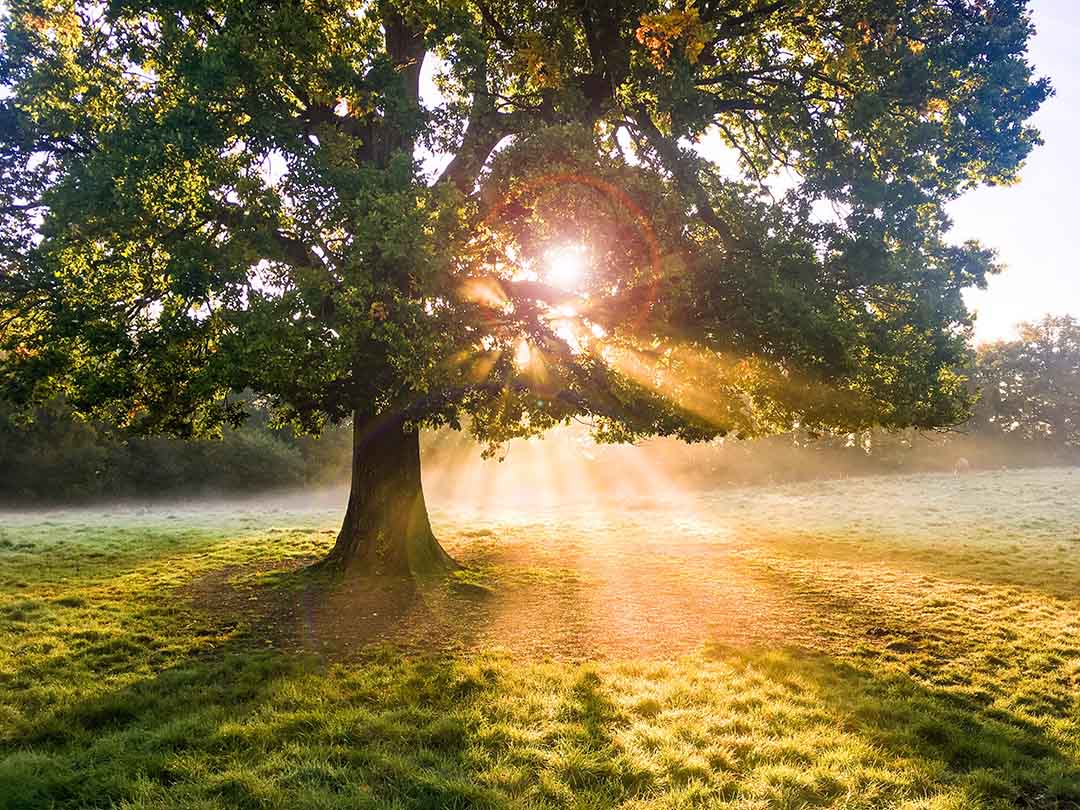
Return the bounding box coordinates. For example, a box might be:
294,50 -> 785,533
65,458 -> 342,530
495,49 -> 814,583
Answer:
1,469 -> 1079,808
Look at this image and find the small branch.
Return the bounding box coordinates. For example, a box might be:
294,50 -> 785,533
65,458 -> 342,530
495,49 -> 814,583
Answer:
631,106 -> 737,250
475,0 -> 516,49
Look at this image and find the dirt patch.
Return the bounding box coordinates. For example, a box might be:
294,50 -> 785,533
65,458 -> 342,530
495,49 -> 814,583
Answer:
186,520 -> 830,661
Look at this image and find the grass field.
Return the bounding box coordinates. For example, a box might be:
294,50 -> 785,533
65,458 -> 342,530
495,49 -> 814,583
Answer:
2,468 -> 1079,809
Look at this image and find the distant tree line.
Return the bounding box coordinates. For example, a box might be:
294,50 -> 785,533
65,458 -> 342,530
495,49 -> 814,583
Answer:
0,395 -> 352,504
2,315 -> 1078,503
972,315 -> 1080,449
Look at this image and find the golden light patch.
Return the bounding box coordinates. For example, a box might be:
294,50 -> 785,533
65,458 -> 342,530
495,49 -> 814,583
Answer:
544,244 -> 588,291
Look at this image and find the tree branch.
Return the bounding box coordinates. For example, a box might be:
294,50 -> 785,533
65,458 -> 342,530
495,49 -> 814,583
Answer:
631,107 -> 737,250
474,0 -> 516,49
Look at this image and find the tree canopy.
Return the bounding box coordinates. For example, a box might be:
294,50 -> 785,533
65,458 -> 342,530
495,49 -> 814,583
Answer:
0,0 -> 1049,449
975,315 -> 1080,448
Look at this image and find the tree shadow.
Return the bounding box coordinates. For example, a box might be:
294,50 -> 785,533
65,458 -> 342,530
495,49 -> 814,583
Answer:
0,630 -> 628,809
183,533 -> 605,661
702,643 -> 1080,808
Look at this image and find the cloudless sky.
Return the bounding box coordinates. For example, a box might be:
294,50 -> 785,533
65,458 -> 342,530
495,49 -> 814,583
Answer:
949,0 -> 1079,344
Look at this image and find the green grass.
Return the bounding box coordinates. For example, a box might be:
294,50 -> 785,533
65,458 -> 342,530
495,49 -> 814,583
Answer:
2,470 -> 1079,809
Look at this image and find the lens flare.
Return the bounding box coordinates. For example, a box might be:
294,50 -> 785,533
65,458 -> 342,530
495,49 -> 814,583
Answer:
514,339 -> 532,368
544,244 -> 588,290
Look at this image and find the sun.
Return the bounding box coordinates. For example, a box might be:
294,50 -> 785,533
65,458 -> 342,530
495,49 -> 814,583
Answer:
544,244 -> 588,290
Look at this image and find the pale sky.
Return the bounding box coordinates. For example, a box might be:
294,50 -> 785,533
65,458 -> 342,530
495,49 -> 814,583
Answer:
950,0 -> 1079,344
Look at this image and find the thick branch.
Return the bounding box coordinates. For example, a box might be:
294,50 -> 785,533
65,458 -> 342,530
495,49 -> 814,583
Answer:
632,107 -> 737,249
212,205 -> 326,272
475,0 -> 516,49
397,380 -> 627,425
709,0 -> 791,41
436,110 -> 515,194
436,94 -> 546,194
501,279 -> 581,307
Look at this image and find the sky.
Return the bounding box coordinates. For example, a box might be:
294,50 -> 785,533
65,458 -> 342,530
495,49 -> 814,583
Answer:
949,0 -> 1080,344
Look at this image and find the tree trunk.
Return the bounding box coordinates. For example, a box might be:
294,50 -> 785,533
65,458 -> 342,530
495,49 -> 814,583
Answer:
322,412 -> 457,577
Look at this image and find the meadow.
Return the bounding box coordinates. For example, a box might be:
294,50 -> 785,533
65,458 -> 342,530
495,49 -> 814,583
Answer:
1,467 -> 1079,809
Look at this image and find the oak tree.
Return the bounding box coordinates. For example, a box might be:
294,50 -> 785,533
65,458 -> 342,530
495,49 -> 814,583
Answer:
0,0 -> 1049,575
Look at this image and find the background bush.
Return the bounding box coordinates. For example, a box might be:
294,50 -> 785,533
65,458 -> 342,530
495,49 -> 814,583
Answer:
0,398 -> 351,504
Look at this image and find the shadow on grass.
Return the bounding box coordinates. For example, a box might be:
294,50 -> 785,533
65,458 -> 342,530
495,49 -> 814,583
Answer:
3,632 -> 1080,809
183,546 -> 602,661
705,644 -> 1080,808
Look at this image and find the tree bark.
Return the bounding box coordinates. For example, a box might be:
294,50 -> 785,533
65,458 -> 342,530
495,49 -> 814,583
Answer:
322,411 -> 457,577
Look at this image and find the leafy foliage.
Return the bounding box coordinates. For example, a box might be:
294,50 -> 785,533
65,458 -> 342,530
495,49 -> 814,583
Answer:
0,0 -> 1050,450
0,396 -> 351,502
974,315 -> 1080,448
